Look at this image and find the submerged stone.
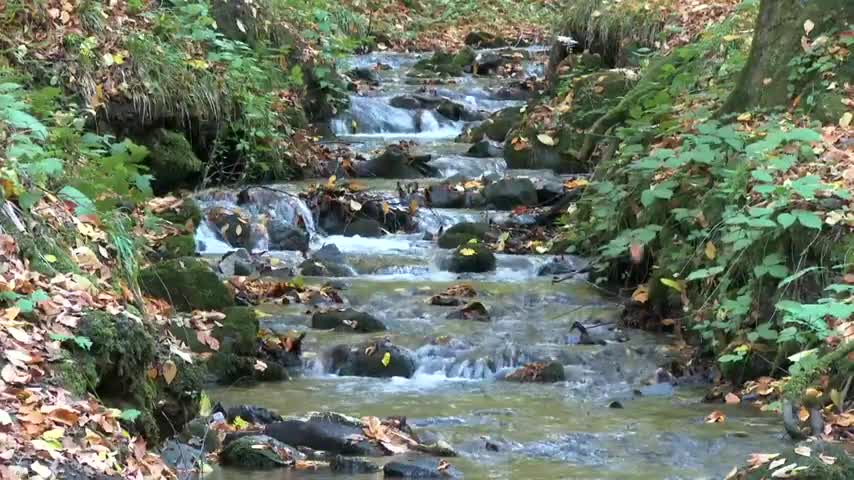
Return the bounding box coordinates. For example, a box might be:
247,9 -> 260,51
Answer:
383,457 -> 463,478
264,412 -> 385,456
311,308 -> 387,332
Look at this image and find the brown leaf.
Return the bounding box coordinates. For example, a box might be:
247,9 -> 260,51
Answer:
162,360 -> 178,385
724,393 -> 740,405
705,410 -> 726,423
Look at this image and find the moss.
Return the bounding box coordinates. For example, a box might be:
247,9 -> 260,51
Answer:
78,311 -> 155,383
567,70 -> 635,128
438,222 -> 491,249
139,257 -> 234,312
159,235 -> 196,259
16,235 -> 77,276
157,199 -> 202,227
413,48 -> 475,76
53,356 -> 98,398
153,358 -> 205,438
215,306 -> 260,356
207,353 -> 288,384
141,129 -> 203,193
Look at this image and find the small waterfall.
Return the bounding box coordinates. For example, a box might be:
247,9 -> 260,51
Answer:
195,221 -> 235,255
332,96 -> 418,135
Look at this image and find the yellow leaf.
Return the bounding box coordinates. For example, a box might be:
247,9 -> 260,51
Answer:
326,175 -> 337,188
44,254 -> 57,263
381,352 -> 391,367
41,428 -> 65,441
631,285 -> 649,303
162,360 -> 178,385
840,112 -> 852,128
232,416 -> 249,429
467,238 -> 478,245
705,242 -> 717,260
382,202 -> 390,216
660,278 -> 684,292
737,113 -> 752,122
705,410 -> 726,423
459,248 -> 477,256
112,53 -> 125,65
409,199 -> 419,215
537,133 -> 557,146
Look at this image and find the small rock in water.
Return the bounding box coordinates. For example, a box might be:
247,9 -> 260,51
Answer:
311,308 -> 387,333
220,434 -> 305,469
446,302 -> 490,322
607,401 -> 624,409
504,361 -> 566,383
383,457 -> 462,478
218,248 -> 255,277
330,455 -> 381,474
326,339 -> 417,378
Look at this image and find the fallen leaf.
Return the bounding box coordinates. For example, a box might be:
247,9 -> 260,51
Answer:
818,453 -> 836,465
803,19 -> 815,35
797,407 -> 810,422
840,112 -> 852,128
631,285 -> 649,303
537,133 -> 556,146
459,248 -> 477,256
725,393 -> 740,405
747,453 -> 780,470
793,446 -> 811,457
768,458 -> 786,470
705,242 -> 717,260
381,352 -> 391,367
162,360 -> 178,385
705,410 -> 726,423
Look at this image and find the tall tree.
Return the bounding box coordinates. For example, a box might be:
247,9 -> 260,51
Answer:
722,0 -> 854,114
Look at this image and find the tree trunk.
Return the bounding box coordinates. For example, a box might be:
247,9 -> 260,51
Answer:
721,0 -> 854,113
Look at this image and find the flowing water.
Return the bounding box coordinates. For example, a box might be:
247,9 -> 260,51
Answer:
195,48 -> 787,479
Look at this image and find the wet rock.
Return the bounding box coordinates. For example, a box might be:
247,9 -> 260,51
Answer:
347,67 -> 380,86
299,258 -> 355,277
436,99 -> 484,122
216,306 -> 259,355
567,321 -> 605,346
157,198 -> 203,227
268,222 -> 309,251
219,404 -> 284,425
139,257 -> 235,312
607,401 -> 624,409
460,106 -> 523,143
161,441 -> 200,474
464,31 -> 507,48
472,52 -> 505,75
445,244 -> 496,273
437,222 -> 491,249
140,129 -> 202,194
537,257 -> 576,277
220,434 -> 305,469
206,207 -> 254,248
390,94 -> 444,110
446,302 -> 490,322
383,458 -> 462,478
264,412 -> 385,456
412,49 -> 475,77
483,178 -> 537,209
359,145 -> 438,178
327,339 -> 417,378
181,417 -> 221,452
330,455 -> 381,474
465,140 -> 503,158
208,352 -> 289,384
312,308 -> 387,333
505,361 -> 566,383
218,248 -> 255,277
426,183 -> 467,208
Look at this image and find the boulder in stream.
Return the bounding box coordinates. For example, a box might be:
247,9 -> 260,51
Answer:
446,302 -> 490,322
299,244 -> 356,276
218,248 -> 255,277
327,339 -> 417,378
444,244 -> 496,274
460,106 -> 523,143
206,207 -> 255,249
437,222 -> 491,249
436,99 -> 484,122
220,434 -> 305,469
311,308 -> 387,333
264,412 -> 386,456
346,67 -> 381,86
504,361 -> 566,383
268,222 -> 309,251
390,94 -> 444,110
483,178 -> 538,209
358,144 -> 438,178
139,257 -> 234,312
465,139 -> 503,158
383,457 -> 463,478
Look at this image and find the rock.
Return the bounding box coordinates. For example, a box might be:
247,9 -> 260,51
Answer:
264,412 -> 385,456
219,404 -> 284,425
139,257 -> 235,312
537,257 -> 576,277
483,178 -> 538,209
215,307 -> 259,355
299,258 -> 355,277
326,339 -> 417,378
330,456 -> 381,474
444,244 -> 496,274
505,361 -> 566,383
218,249 -> 255,277
446,302 -> 490,322
437,223 -> 491,249
208,353 -> 289,384
608,401 -> 624,409
390,94 -> 444,110
464,31 -> 506,48
181,417 -> 221,452
220,434 -> 305,469
383,458 -> 463,478
158,235 -> 196,259
268,222 -> 309,251
436,100 -> 484,122
460,106 -> 522,143
312,308 -> 387,333
359,145 -> 437,178
472,52 -> 505,75
465,140 -> 502,158
140,129 -> 202,194
347,67 -> 380,86
161,441 -> 201,473
412,49 -> 475,76
206,207 -> 254,248
426,183 -> 467,209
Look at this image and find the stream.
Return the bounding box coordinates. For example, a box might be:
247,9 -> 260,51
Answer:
195,47 -> 786,479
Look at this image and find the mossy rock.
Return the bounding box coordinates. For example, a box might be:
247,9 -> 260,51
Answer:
53,356 -> 99,398
220,435 -> 304,469
139,257 -> 235,312
483,178 -> 538,210
215,306 -> 260,356
299,258 -> 354,277
208,353 -> 288,384
437,222 -> 491,249
567,70 -> 635,129
412,48 -> 475,76
463,106 -> 523,143
158,235 -> 196,259
157,199 -> 202,227
141,129 -> 203,193
311,309 -> 386,333
153,357 -> 205,438
445,244 -> 496,273
15,234 -> 76,276
504,124 -> 586,173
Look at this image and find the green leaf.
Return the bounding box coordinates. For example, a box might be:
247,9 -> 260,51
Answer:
751,170 -> 773,182
686,266 -> 725,281
119,409 -> 142,422
4,110 -> 48,140
58,186 -> 96,215
795,211 -> 823,229
776,213 -> 796,228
